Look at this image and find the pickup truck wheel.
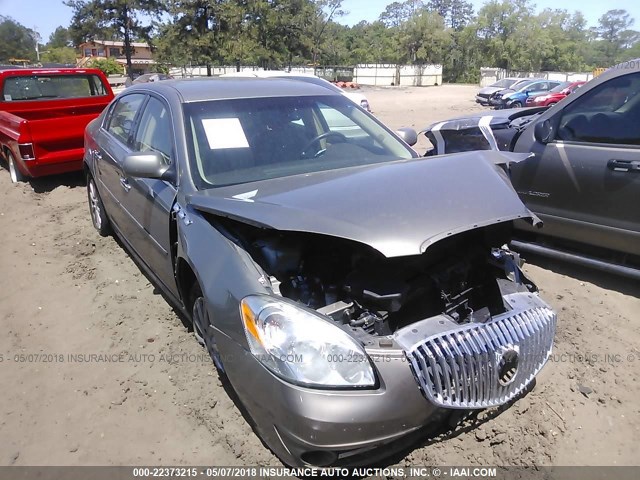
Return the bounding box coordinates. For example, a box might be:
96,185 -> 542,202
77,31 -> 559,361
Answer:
87,176 -> 111,236
190,284 -> 225,373
7,152 -> 26,183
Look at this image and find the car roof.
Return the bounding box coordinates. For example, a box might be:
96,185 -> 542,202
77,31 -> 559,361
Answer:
221,71 -> 343,93
125,77 -> 340,103
514,78 -> 546,88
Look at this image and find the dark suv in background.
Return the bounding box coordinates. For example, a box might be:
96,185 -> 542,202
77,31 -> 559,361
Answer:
422,61 -> 640,280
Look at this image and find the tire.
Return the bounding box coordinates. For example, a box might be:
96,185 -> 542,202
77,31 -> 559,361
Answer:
510,101 -> 522,108
87,175 -> 111,236
189,283 -> 225,373
6,151 -> 27,183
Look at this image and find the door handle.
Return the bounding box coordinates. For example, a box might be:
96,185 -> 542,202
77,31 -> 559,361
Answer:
119,177 -> 132,192
608,159 -> 640,172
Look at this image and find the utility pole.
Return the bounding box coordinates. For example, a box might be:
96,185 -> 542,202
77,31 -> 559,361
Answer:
32,26 -> 42,62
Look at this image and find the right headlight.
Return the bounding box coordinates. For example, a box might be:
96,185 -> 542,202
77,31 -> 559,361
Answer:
240,295 -> 376,388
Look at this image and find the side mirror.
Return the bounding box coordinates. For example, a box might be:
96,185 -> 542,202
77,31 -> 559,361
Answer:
534,119 -> 553,144
396,127 -> 418,146
122,151 -> 170,179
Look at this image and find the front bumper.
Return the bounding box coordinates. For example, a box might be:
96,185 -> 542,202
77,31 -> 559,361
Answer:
218,292 -> 556,466
475,95 -> 490,104
489,96 -> 505,108
218,335 -> 438,466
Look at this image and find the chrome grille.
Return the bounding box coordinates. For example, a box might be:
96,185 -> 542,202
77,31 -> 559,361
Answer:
405,304 -> 556,409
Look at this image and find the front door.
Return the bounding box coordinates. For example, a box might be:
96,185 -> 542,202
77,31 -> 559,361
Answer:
95,93 -> 146,232
513,72 -> 640,257
121,95 -> 178,294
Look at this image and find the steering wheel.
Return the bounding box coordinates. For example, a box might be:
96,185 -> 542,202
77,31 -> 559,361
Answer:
300,131 -> 348,158
559,114 -> 587,141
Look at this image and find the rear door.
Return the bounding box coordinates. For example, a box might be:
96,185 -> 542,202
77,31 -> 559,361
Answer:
512,72 -> 640,256
94,93 -> 146,231
120,95 -> 178,293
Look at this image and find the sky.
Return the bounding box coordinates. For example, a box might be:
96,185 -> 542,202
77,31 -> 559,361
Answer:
1,0 -> 640,44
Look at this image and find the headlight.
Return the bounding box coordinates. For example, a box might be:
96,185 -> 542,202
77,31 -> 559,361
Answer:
240,295 -> 376,388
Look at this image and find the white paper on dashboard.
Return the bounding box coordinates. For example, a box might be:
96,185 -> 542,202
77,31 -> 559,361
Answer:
201,118 -> 249,149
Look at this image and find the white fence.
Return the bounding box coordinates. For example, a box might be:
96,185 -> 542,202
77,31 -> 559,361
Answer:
169,63 -> 443,87
354,64 -> 442,86
168,66 -> 318,77
480,67 -> 594,87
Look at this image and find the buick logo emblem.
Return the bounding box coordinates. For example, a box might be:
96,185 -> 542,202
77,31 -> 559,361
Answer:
496,345 -> 520,386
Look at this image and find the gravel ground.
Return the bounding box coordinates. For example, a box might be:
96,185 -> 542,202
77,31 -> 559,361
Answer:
0,84 -> 638,468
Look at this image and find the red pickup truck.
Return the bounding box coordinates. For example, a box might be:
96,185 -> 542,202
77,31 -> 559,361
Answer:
0,68 -> 114,183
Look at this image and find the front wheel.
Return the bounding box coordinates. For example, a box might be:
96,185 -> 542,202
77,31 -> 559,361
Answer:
510,101 -> 522,108
87,175 -> 111,236
190,283 -> 225,373
6,151 -> 27,183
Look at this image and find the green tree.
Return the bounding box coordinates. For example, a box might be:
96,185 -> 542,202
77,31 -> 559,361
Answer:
309,0 -> 345,64
595,10 -> 637,65
88,56 -> 123,74
155,0 -> 225,75
48,26 -> 73,48
65,0 -> 162,78
379,1 -> 424,28
347,21 -> 397,64
475,0 -> 535,70
0,16 -> 37,63
427,0 -> 473,30
428,0 -> 474,82
156,0 -> 313,72
40,47 -> 78,65
400,10 -> 450,64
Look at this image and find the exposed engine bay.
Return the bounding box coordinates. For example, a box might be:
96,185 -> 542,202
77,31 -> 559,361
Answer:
209,215 -> 537,336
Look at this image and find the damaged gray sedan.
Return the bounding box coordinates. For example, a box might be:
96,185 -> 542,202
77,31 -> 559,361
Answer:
83,78 -> 557,466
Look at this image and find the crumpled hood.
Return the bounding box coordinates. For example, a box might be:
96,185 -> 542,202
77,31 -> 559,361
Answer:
422,107 -> 537,131
477,86 -> 503,96
187,151 -> 538,257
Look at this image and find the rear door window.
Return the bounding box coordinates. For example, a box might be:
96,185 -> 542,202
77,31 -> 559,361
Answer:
105,94 -> 146,146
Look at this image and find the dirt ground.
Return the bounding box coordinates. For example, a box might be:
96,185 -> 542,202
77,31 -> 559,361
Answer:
1,84 -> 639,468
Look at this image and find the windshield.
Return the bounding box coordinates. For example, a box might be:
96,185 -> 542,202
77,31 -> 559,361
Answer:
550,82 -> 571,93
510,79 -> 534,90
2,74 -> 109,101
184,95 -> 415,189
514,80 -> 537,92
492,78 -> 517,88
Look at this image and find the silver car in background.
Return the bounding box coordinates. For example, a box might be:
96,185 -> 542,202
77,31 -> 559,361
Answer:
83,77 -> 556,466
476,77 -> 532,105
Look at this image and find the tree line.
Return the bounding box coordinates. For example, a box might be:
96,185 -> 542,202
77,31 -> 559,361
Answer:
1,0 -> 639,82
